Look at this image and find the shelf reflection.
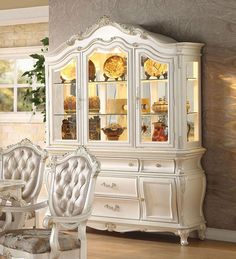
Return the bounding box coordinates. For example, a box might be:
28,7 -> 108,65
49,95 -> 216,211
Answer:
141,79 -> 168,83
54,113 -> 76,116
141,112 -> 168,116
88,80 -> 127,85
89,113 -> 128,116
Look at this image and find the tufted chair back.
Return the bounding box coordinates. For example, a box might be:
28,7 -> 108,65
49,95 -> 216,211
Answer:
49,147 -> 100,217
0,139 -> 47,204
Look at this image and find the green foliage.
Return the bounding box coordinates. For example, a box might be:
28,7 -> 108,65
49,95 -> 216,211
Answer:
22,37 -> 49,122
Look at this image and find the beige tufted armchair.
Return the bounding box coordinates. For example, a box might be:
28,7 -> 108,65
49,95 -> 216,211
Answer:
0,139 -> 48,231
0,146 -> 100,259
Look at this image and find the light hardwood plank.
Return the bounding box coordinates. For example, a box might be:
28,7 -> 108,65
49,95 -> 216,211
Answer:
87,231 -> 236,259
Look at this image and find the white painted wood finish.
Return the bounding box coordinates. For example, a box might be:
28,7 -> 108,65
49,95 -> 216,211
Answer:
0,6 -> 49,26
0,147 -> 100,259
45,16 -> 206,245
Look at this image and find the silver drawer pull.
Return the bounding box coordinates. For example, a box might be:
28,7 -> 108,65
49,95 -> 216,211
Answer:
155,163 -> 162,167
104,204 -> 120,212
128,162 -> 134,167
101,182 -> 117,188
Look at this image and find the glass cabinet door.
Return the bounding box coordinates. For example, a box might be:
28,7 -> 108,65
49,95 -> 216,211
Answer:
186,61 -> 199,143
137,54 -> 169,145
86,47 -> 129,143
50,57 -> 78,143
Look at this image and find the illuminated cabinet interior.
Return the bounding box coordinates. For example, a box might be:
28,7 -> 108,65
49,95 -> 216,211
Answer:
46,17 -> 206,245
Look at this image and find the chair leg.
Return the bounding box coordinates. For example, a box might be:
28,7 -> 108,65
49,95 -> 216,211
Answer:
49,224 -> 60,259
78,222 -> 87,259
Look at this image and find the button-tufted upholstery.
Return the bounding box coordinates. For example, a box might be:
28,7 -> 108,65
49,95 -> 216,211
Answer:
0,147 -> 100,259
2,147 -> 41,203
52,157 -> 92,217
0,139 -> 47,205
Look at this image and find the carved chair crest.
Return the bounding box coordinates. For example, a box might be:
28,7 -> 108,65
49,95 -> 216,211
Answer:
0,138 -> 48,204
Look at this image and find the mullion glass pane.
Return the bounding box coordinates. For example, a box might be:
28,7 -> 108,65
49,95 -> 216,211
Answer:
0,88 -> 14,111
140,55 -> 169,143
88,47 -> 128,142
0,59 -> 14,84
17,87 -> 32,111
186,61 -> 199,142
16,59 -> 34,84
52,58 -> 77,140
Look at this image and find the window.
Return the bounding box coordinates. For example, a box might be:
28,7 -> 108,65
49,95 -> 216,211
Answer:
0,47 -> 43,122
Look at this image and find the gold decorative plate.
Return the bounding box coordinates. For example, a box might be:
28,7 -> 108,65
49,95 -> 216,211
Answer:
60,59 -> 76,81
103,55 -> 125,80
144,59 -> 167,78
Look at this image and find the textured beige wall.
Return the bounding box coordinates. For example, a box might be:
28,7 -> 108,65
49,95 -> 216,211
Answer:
0,0 -> 48,10
49,0 -> 236,230
0,23 -> 48,48
0,123 -> 46,148
0,22 -> 48,148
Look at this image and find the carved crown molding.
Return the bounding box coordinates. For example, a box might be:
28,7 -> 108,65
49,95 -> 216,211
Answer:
66,15 -> 148,46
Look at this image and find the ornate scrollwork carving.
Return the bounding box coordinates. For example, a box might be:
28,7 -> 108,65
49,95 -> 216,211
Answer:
132,42 -> 139,47
0,193 -> 28,231
4,138 -> 48,161
3,248 -> 12,259
175,158 -> 184,175
66,15 -> 149,46
105,222 -> 116,232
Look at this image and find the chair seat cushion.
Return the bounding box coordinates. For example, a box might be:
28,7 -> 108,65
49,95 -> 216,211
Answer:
0,229 -> 80,254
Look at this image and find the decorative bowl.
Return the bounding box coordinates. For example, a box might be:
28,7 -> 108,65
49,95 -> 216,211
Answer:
101,123 -> 126,140
152,98 -> 168,113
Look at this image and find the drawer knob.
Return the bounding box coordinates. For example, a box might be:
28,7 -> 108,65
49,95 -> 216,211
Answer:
101,182 -> 117,188
155,163 -> 162,168
128,162 -> 134,167
104,204 -> 120,212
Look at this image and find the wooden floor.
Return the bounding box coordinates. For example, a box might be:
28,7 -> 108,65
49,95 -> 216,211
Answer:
87,230 -> 236,259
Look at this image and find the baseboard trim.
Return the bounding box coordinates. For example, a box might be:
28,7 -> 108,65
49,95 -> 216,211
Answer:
206,228 -> 236,243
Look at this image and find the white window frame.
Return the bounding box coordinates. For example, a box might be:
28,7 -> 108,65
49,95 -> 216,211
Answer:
0,46 -> 44,123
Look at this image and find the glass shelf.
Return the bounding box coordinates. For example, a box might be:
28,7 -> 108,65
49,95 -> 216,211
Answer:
187,111 -> 198,115
89,113 -> 127,116
53,82 -> 76,86
141,112 -> 168,116
187,78 -> 197,81
88,80 -> 127,85
54,113 -> 76,116
141,79 -> 168,83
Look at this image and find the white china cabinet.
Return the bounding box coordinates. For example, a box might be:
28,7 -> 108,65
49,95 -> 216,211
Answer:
45,16 -> 206,245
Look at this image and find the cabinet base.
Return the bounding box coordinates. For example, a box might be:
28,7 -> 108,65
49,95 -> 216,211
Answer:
88,220 -> 206,246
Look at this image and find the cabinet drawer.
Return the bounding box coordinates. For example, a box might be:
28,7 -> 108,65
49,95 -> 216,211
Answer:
98,157 -> 139,172
92,197 -> 140,220
141,159 -> 175,173
95,176 -> 138,197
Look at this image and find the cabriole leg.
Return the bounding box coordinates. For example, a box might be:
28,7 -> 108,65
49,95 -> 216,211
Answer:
198,224 -> 206,240
177,229 -> 190,246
